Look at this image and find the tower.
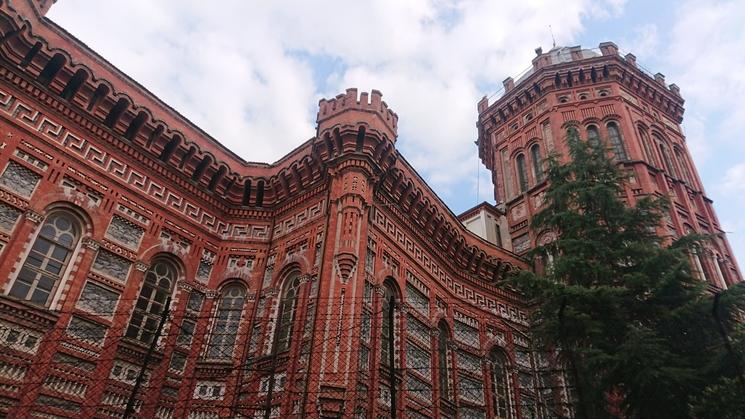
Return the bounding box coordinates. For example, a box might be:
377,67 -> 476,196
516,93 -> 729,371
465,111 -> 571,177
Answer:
476,42 -> 741,289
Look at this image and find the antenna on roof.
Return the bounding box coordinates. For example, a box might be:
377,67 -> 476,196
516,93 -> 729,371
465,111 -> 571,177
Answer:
549,25 -> 556,48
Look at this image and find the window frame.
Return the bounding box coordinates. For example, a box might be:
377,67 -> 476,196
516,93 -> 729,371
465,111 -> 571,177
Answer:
125,258 -> 177,345
606,121 -> 627,161
529,144 -> 543,183
274,272 -> 302,353
490,348 -> 514,419
515,154 -> 528,193
8,210 -> 83,307
205,282 -> 247,359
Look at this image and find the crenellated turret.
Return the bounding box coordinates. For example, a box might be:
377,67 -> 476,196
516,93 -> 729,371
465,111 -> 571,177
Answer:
317,88 -> 398,141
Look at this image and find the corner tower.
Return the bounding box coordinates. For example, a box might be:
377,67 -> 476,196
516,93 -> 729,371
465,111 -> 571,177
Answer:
476,42 -> 741,289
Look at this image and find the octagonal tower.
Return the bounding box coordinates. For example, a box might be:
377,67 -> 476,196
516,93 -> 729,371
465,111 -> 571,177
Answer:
476,42 -> 741,289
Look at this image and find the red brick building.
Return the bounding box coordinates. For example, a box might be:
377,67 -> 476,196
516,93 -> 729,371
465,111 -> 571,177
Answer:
476,43 -> 741,288
0,2 -> 739,419
0,2 -> 547,419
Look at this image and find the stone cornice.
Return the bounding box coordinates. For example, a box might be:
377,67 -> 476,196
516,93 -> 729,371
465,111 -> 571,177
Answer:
479,53 -> 684,136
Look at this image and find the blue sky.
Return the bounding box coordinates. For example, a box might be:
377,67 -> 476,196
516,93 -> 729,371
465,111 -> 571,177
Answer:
49,0 -> 745,270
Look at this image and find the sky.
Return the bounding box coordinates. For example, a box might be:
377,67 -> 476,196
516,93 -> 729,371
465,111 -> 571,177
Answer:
48,0 -> 745,269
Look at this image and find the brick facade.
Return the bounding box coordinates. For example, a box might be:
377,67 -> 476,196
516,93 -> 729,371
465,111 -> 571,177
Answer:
477,43 -> 741,288
0,2 -> 561,418
0,2 -> 738,419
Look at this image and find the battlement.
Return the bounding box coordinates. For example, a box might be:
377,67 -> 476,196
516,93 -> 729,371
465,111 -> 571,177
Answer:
317,88 -> 398,140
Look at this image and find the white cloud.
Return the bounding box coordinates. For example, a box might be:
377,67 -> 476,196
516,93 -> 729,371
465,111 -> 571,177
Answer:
622,24 -> 658,58
721,162 -> 745,195
664,0 -> 745,161
48,0 -> 623,197
660,0 -> 745,270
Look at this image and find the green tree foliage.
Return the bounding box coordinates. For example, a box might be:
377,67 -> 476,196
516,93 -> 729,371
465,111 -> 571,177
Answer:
508,130 -> 745,418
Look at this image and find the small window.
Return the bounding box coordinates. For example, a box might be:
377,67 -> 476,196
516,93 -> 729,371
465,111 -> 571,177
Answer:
598,89 -> 609,97
516,154 -> 528,193
558,96 -> 569,104
578,93 -> 589,100
530,144 -> 543,182
177,319 -> 196,347
587,125 -> 600,147
607,122 -> 627,160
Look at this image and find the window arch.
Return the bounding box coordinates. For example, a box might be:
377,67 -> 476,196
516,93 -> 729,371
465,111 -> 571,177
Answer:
530,144 -> 543,183
490,348 -> 513,419
683,225 -> 706,281
714,254 -> 729,289
206,283 -> 246,359
656,137 -> 678,178
380,283 -> 397,367
586,125 -> 600,147
126,258 -> 177,344
637,125 -> 657,166
515,154 -> 528,193
9,211 -> 82,306
274,272 -> 301,353
674,147 -> 693,185
437,320 -> 452,402
607,122 -> 627,160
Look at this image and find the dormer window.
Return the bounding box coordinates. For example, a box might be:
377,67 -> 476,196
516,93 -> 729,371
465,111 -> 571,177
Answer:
558,96 -> 570,104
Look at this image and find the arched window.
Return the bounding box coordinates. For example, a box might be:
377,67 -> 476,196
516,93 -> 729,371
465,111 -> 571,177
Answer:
530,144 -> 543,182
275,273 -> 301,352
490,348 -> 513,419
159,134 -> 181,163
60,69 -> 88,101
715,255 -> 729,289
684,225 -> 706,281
657,139 -> 678,178
37,53 -> 66,86
586,125 -> 600,147
9,212 -> 82,306
674,147 -> 693,185
438,321 -> 451,402
515,154 -> 528,193
206,283 -> 246,359
637,126 -> 657,166
380,284 -> 396,367
126,259 -> 176,344
691,249 -> 707,282
607,122 -> 627,160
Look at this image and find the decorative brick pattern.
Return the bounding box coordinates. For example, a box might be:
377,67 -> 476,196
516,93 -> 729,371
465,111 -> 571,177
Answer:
105,215 -> 144,250
0,201 -> 21,232
91,249 -> 132,282
0,161 -> 40,198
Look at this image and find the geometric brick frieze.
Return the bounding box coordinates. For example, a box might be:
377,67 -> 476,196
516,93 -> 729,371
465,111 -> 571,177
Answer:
0,88 -> 268,241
